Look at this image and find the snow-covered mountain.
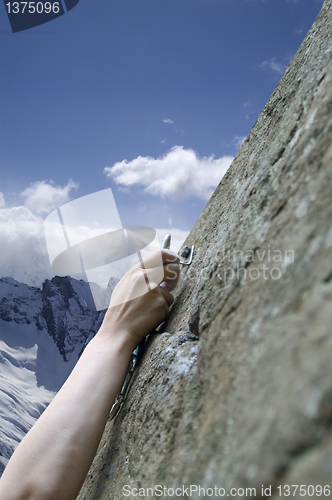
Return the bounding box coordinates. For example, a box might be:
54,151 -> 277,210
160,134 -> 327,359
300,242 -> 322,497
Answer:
0,275 -> 107,476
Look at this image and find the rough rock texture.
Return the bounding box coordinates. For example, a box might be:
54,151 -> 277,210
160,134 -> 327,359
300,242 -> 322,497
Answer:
78,2 -> 332,499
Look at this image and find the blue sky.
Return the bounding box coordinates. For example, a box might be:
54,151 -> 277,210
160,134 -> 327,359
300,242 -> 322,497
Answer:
0,0 -> 325,285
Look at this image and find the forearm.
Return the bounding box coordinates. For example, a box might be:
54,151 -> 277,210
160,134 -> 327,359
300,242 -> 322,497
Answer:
0,329 -> 135,500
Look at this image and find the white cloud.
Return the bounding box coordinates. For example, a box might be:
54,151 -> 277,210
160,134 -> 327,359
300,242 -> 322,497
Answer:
0,192 -> 5,208
21,179 -> 78,216
0,180 -> 78,286
0,180 -> 192,288
0,205 -> 52,286
233,135 -> 247,149
243,100 -> 251,109
104,146 -> 234,201
260,57 -> 287,75
163,118 -> 174,124
138,202 -> 147,212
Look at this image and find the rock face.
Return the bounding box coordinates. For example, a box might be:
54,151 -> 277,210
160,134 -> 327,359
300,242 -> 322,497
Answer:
78,2 -> 332,498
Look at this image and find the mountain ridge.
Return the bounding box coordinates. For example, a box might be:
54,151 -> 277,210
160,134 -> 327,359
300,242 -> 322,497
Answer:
0,274 -> 105,475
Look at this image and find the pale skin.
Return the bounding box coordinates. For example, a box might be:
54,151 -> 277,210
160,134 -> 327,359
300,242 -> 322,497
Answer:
0,249 -> 180,500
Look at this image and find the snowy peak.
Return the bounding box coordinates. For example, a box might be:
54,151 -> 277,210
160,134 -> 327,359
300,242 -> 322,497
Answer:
0,275 -> 106,475
0,277 -> 43,326
42,275 -> 96,310
41,276 -> 102,361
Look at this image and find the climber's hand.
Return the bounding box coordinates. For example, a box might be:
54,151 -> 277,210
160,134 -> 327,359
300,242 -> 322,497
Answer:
98,249 -> 180,349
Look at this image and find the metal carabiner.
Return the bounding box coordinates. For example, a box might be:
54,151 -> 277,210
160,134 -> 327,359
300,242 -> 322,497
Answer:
109,340 -> 145,420
162,233 -> 195,265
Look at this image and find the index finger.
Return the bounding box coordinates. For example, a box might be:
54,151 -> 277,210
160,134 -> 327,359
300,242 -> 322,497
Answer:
138,249 -> 179,270
161,248 -> 180,264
